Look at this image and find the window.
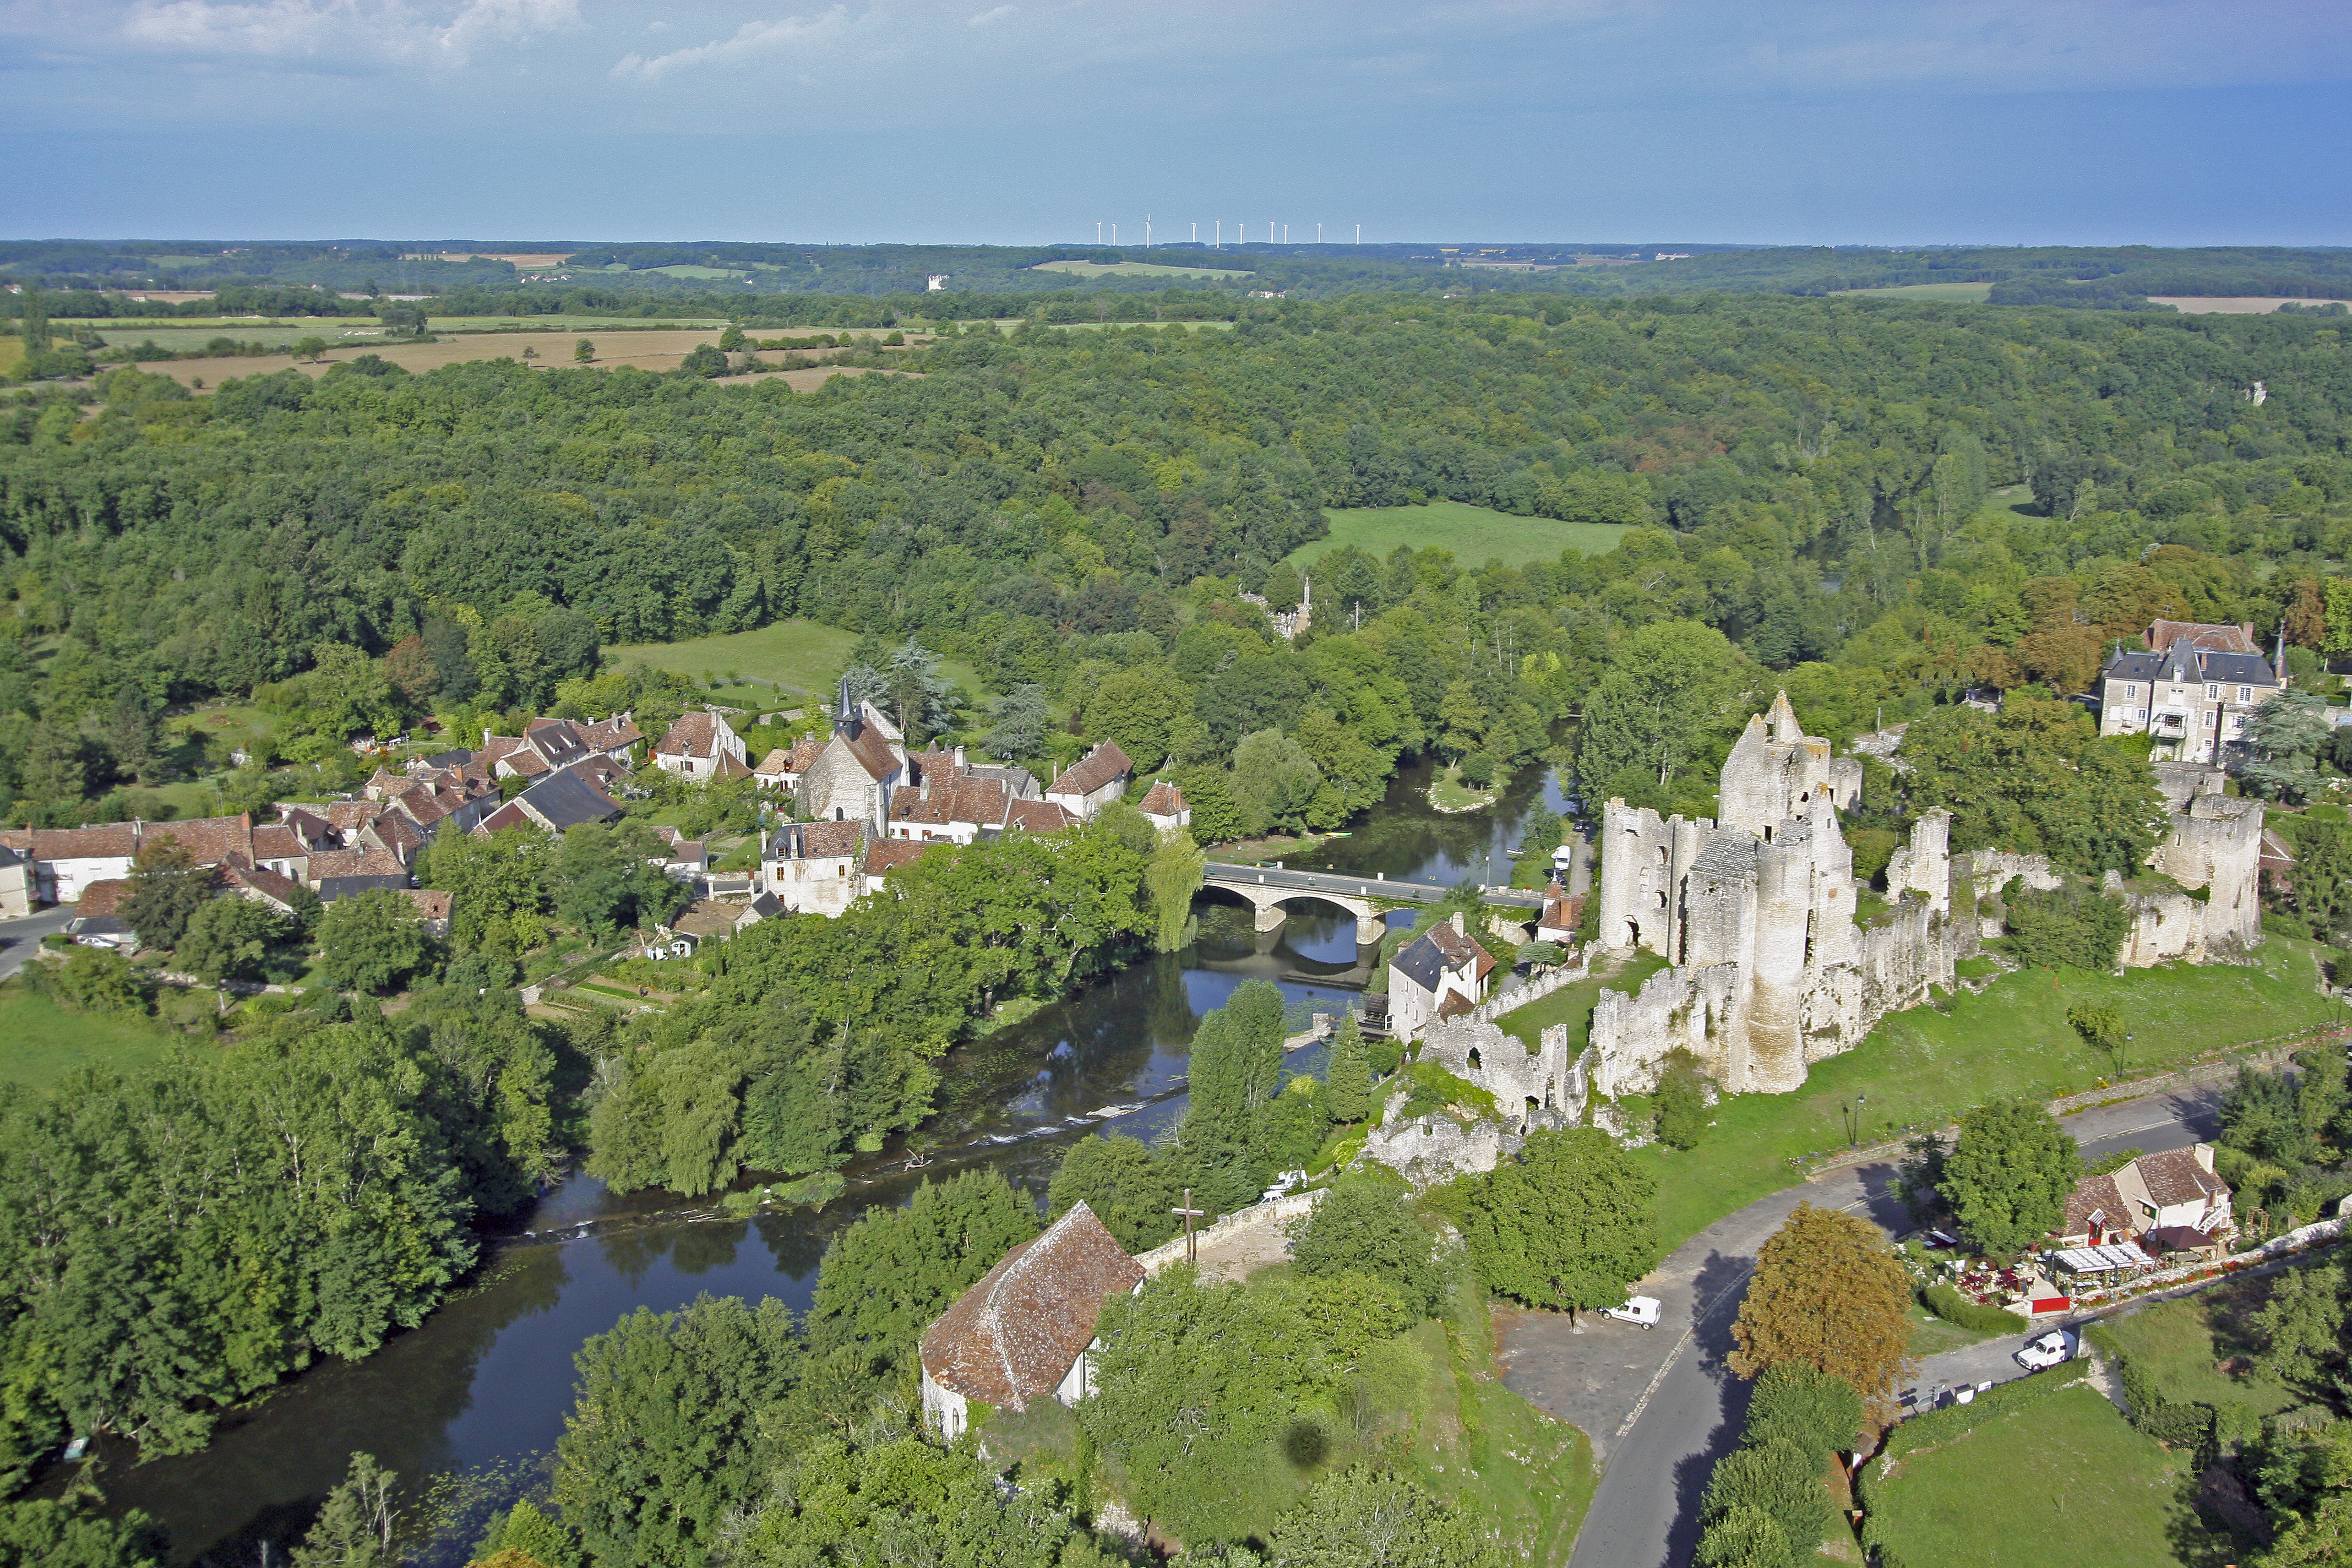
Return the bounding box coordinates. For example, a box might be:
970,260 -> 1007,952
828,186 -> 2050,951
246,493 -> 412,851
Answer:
2237,686 -> 2252,702
2205,683 -> 2219,700
2124,683 -> 2138,698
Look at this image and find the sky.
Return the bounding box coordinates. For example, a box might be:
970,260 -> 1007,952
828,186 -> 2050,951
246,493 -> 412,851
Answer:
3,0 -> 2349,246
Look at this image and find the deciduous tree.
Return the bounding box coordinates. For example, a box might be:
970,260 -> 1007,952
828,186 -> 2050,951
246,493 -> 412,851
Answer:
122,836 -> 210,950
1940,1099 -> 2083,1257
1728,1202 -> 1912,1406
1458,1126 -> 1658,1321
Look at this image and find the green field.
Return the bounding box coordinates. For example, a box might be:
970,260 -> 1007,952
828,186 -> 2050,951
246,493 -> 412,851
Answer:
1829,281 -> 1995,303
0,983 -> 173,1091
1498,953 -> 1672,1053
1289,502 -> 1632,573
1633,939 -> 2340,1251
1865,1382 -> 2233,1566
605,619 -> 986,701
1031,260 -> 1254,280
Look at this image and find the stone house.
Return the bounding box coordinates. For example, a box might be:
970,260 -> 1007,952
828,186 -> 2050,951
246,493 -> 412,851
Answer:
2097,620 -> 2284,765
1386,914 -> 1496,1042
0,843 -> 30,918
1044,741 -> 1133,822
2054,1145 -> 2233,1249
918,1202 -> 1145,1441
473,766 -> 625,838
652,711 -> 749,781
760,820 -> 869,917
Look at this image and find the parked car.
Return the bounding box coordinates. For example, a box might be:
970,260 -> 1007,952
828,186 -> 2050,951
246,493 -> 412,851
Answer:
1602,1296 -> 1662,1330
2015,1330 -> 2073,1371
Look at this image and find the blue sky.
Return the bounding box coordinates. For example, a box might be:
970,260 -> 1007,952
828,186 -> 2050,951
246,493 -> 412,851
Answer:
4,1 -> 2348,245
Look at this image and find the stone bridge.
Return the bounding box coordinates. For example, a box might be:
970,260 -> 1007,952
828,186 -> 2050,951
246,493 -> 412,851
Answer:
1200,862 -> 1543,944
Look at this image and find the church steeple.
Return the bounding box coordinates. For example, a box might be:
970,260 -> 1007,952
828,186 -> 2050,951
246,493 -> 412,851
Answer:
835,674 -> 861,739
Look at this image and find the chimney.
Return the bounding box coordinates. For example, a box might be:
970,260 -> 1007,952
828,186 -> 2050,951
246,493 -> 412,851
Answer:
2192,1141 -> 2214,1173
1449,911 -> 1465,935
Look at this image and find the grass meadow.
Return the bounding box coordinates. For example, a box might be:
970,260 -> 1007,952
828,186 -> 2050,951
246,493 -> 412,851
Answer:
606,620 -> 989,704
0,983 -> 173,1092
1292,502 -> 1631,574
1865,1382 -> 2235,1566
2090,1271 -> 2306,1431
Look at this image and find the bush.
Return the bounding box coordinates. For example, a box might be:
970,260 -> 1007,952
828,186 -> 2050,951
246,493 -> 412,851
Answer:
1920,1282 -> 2030,1335
2001,878 -> 2129,972
1286,1174 -> 1445,1316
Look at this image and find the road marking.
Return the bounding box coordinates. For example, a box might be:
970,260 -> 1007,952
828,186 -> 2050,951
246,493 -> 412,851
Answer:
1613,1266 -> 1755,1440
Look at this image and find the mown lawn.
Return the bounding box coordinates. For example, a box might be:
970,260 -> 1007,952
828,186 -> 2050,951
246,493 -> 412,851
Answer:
1289,502 -> 1631,573
0,983 -> 174,1091
1866,1383 -> 2235,1566
1635,939 -> 2340,1251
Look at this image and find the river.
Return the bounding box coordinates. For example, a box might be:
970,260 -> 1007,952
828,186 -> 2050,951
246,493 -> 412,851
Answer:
94,756 -> 1572,1564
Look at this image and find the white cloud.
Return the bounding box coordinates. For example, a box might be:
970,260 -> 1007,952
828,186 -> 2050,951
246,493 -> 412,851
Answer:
968,4 -> 1012,24
107,0 -> 576,66
610,5 -> 851,80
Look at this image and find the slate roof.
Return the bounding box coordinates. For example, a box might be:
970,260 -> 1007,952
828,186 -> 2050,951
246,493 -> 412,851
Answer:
1051,741 -> 1132,798
515,769 -> 623,832
2104,643 -> 2279,692
1392,922 -> 1497,993
918,1203 -> 1144,1410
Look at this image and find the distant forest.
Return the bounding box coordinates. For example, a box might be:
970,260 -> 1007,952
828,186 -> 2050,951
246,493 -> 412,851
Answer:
2,239 -> 2349,315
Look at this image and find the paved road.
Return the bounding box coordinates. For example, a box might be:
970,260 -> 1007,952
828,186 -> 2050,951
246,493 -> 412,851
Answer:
1201,861 -> 1547,908
1508,1083 -> 2224,1568
0,905 -> 73,982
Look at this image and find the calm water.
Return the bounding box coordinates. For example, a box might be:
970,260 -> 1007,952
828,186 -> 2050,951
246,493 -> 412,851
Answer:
90,756 -> 1570,1564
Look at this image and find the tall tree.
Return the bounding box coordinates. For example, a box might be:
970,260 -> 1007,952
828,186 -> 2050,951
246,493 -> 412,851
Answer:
1576,620 -> 1747,793
1264,1469 -> 1501,1568
1049,1134 -> 1179,1253
293,1451 -> 398,1568
1728,1202 -> 1913,1407
1324,1010 -> 1373,1125
1940,1099 -> 2084,1257
1144,830 -> 1204,952
316,889 -> 431,995
121,836 -> 210,950
1286,1173 -> 1442,1316
1177,980 -> 1290,1212
1458,1126 -> 1659,1322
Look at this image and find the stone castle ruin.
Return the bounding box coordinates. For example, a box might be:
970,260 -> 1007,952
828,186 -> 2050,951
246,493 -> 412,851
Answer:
1360,694 -> 2268,1184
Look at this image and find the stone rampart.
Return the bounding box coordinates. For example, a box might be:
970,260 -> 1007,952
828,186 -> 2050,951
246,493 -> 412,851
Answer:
1135,1189 -> 1326,1276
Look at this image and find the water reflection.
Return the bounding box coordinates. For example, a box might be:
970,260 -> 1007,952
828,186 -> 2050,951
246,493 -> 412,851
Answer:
94,758 -> 1573,1564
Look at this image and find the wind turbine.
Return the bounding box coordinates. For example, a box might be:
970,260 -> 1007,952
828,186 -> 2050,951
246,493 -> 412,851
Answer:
1097,221 -> 1102,244
1146,214 -> 1152,248
1191,221 -> 1197,243
1317,222 -> 1322,244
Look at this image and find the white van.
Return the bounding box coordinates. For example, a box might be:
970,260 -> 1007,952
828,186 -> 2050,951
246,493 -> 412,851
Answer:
1602,1296 -> 1662,1330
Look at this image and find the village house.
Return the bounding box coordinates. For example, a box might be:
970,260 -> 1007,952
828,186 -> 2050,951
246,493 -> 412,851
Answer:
0,843 -> 31,918
1534,885 -> 1582,948
473,766 -> 625,838
2098,620 -> 2285,765
1044,742 -> 1133,822
918,1202 -> 1145,1441
1136,779 -> 1191,836
753,736 -> 825,794
2054,1145 -> 2234,1253
646,826 -> 707,883
1386,914 -> 1497,1041
651,711 -> 750,781
479,714 -> 642,781
62,878 -> 135,948
401,889 -> 456,938
759,820 -> 869,917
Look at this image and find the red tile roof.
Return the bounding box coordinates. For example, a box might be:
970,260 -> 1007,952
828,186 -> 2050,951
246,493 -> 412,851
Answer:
892,778 -> 1010,830
0,823 -> 140,861
656,712 -> 729,760
402,889 -> 454,922
918,1204 -> 1144,1411
2138,1147 -> 2230,1207
1051,741 -> 1132,798
308,846 -> 407,883
224,863 -> 302,909
862,839 -> 935,879
2061,1174 -> 2133,1240
75,879 -> 129,916
1137,780 -> 1186,816
251,824 -> 309,862
842,725 -> 899,782
1006,799 -> 1080,834
144,814 -> 254,868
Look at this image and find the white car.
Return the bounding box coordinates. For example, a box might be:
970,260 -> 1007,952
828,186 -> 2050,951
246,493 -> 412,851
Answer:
1602,1296 -> 1662,1330
2015,1330 -> 2072,1371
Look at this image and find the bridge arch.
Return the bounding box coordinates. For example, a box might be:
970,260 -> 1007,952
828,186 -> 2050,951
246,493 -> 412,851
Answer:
1197,868 -> 1389,944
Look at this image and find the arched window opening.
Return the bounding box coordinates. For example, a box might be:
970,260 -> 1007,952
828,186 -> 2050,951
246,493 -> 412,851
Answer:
1467,1047 -> 1483,1072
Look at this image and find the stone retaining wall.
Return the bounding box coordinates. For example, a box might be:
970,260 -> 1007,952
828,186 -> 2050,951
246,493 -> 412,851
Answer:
1134,1189 -> 1326,1276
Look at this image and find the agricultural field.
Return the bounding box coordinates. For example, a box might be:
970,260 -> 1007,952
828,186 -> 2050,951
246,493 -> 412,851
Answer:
1289,501 -> 1631,573
1631,937 -> 2340,1249
1030,259 -> 1254,279
2150,295 -> 2352,313
148,329 -> 734,389
1864,1382 -> 2235,1566
1828,281 -> 1995,303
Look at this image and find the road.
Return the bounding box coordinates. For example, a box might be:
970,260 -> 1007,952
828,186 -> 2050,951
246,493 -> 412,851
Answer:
0,905 -> 74,982
1200,861 -> 1548,908
1507,1083 -> 2224,1568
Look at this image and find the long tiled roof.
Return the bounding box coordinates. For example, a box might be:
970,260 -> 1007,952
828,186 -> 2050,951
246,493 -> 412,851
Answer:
862,839 -> 935,878
2138,1147 -> 2230,1207
656,711 -> 729,759
1052,741 -> 1132,797
918,1204 -> 1142,1410
1006,799 -> 1079,834
2061,1173 -> 2132,1238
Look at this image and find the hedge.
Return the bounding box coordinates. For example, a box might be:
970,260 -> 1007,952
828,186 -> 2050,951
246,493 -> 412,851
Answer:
1920,1282 -> 2031,1335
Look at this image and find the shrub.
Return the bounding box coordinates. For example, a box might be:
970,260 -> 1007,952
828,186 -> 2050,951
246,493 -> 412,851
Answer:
1920,1282 -> 2030,1335
2002,878 -> 2129,971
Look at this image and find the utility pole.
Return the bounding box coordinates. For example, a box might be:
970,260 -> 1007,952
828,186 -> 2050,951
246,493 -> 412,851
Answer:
1173,1189 -> 1207,1265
